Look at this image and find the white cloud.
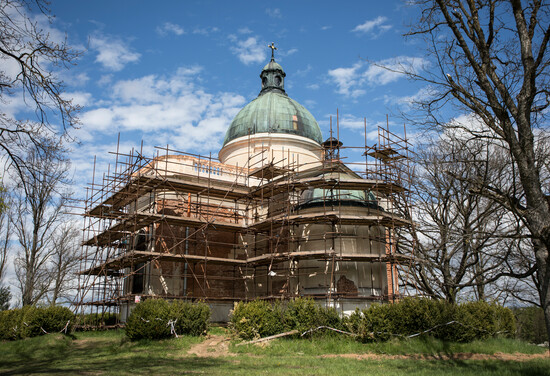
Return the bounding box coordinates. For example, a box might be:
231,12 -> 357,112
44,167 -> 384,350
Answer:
79,66 -> 246,152
384,86 -> 435,107
283,48 -> 298,56
193,27 -> 219,35
98,74 -> 113,86
90,35 -> 141,71
157,22 -> 185,36
352,16 -> 392,37
63,91 -> 92,107
228,36 -> 266,65
303,99 -> 317,108
327,62 -> 365,98
266,8 -> 282,18
339,115 -> 367,130
328,57 -> 428,97
364,56 -> 427,85
238,27 -> 253,34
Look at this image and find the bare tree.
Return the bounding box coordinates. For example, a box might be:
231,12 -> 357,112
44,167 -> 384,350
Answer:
48,222 -> 81,305
0,187 -> 12,310
399,0 -> 550,339
13,139 -> 71,306
0,0 -> 80,177
0,188 -> 11,283
402,134 -> 537,303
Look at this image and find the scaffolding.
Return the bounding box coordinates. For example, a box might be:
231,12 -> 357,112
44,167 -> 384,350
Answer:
75,116 -> 415,324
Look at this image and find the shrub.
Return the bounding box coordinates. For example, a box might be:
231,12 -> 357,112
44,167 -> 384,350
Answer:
0,306 -> 74,340
283,297 -> 342,335
356,302 -> 395,342
230,298 -> 344,340
126,299 -> 171,340
283,298 -> 319,333
0,308 -> 24,340
125,299 -> 210,341
170,300 -> 210,336
451,301 -> 515,342
20,306 -> 74,338
230,300 -> 284,340
229,297 -> 515,343
351,298 -> 515,343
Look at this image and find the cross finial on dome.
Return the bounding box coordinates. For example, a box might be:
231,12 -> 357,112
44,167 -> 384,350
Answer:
268,42 -> 277,60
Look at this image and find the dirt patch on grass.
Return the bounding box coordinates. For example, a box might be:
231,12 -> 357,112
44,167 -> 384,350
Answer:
187,335 -> 231,358
320,352 -> 549,362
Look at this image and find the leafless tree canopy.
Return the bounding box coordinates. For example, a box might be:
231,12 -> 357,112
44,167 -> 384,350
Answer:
403,133 -> 538,304
401,0 -> 550,339
0,0 -> 80,177
13,139 -> 72,306
48,222 -> 81,305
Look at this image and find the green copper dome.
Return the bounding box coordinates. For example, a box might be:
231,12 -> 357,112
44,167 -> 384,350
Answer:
222,56 -> 322,146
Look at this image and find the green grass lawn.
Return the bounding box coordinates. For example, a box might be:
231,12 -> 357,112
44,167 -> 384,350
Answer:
0,329 -> 548,375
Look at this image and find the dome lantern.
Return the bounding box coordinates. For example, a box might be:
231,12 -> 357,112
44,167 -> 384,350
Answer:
259,42 -> 286,95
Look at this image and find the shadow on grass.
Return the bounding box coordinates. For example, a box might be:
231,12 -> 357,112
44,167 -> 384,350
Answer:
1,333 -> 549,376
391,358 -> 550,376
0,336 -> 227,375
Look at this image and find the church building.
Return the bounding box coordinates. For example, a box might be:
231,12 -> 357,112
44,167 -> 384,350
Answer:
78,46 -> 413,322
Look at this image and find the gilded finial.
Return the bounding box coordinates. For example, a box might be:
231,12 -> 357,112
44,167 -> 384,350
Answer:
268,42 -> 277,60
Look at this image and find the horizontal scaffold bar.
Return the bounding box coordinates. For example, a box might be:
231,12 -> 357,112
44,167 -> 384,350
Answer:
251,210 -> 412,230
87,174 -> 250,218
83,211 -> 246,246
250,176 -> 406,198
80,249 -> 415,275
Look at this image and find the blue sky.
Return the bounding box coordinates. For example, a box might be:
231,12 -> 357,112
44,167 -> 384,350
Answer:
24,1 -> 430,199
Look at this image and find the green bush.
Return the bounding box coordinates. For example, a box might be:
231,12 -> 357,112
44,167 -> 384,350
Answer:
230,300 -> 284,340
230,298 -> 343,340
283,298 -> 342,335
125,299 -> 210,341
0,308 -> 24,340
355,302 -> 395,342
170,300 -> 210,336
351,298 -> 515,343
0,306 -> 74,340
20,306 -> 74,338
450,301 -> 515,342
229,297 -> 516,343
513,306 -> 548,344
283,298 -> 319,333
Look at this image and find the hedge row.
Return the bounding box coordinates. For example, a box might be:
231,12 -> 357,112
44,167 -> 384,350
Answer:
230,298 -> 342,340
349,298 -> 516,342
230,297 -> 516,343
0,306 -> 74,340
125,299 -> 210,340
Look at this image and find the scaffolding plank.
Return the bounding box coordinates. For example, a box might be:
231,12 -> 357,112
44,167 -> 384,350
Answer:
83,211 -> 245,246
366,147 -> 406,161
86,174 -> 250,218
248,163 -> 290,180
80,249 -> 414,275
250,177 -> 405,198
251,210 -> 411,231
247,251 -> 415,265
80,250 -> 247,275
